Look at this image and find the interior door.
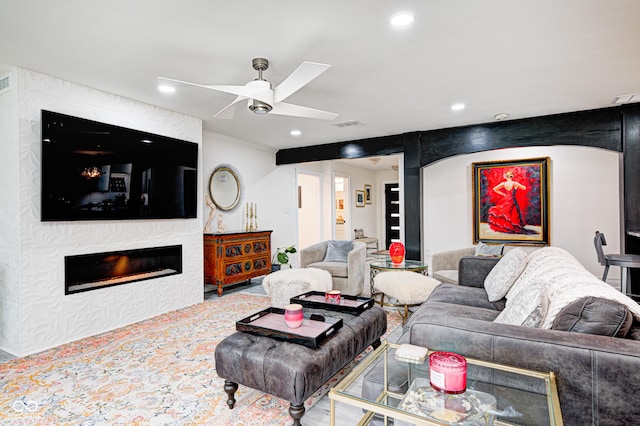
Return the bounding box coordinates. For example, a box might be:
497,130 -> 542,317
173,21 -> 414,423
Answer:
334,174 -> 349,240
385,183 -> 400,249
297,171 -> 322,250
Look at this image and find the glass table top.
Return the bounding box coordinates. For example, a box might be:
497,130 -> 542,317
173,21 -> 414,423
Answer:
329,341 -> 563,426
370,259 -> 427,270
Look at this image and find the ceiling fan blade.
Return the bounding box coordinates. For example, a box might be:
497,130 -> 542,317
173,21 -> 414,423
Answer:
270,102 -> 338,120
213,95 -> 246,119
273,62 -> 331,103
157,76 -> 273,103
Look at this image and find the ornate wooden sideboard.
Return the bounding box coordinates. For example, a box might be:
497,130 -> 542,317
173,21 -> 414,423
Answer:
204,230 -> 272,296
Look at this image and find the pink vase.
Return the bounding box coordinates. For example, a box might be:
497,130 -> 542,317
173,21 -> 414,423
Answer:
284,304 -> 303,328
389,241 -> 405,264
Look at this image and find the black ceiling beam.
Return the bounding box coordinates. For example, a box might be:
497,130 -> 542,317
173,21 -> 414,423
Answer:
420,107 -> 622,167
275,133 -> 411,165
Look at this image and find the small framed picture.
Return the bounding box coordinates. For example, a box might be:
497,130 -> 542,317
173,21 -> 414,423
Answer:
355,190 -> 365,207
364,184 -> 372,204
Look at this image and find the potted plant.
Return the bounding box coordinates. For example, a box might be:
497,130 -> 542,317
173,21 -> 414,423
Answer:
272,245 -> 297,271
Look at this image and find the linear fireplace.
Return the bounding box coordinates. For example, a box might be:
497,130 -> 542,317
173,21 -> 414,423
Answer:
65,245 -> 182,294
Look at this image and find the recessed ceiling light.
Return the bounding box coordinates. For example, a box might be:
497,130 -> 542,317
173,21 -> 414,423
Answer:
290,130 -> 302,136
390,12 -> 415,27
158,85 -> 176,93
614,93 -> 640,104
451,103 -> 465,111
494,112 -> 510,121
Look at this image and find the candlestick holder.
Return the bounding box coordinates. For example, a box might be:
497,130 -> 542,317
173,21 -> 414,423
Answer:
254,203 -> 258,230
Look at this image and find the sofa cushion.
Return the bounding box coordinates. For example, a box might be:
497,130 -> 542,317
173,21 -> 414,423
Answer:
483,248 -> 529,302
323,240 -> 353,262
494,281 -> 548,327
307,261 -> 348,278
551,296 -> 633,338
427,284 -> 506,311
432,269 -> 459,285
475,241 -> 504,257
409,301 -> 501,327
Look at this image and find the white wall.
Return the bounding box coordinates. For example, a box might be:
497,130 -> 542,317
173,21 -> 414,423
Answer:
202,131 -> 299,264
2,69 -> 203,356
0,67 -> 21,353
423,145 -> 620,280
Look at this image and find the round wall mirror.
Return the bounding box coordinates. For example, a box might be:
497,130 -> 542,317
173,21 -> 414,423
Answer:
209,166 -> 241,211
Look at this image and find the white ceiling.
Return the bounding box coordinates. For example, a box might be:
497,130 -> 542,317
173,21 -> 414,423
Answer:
1,1 -> 639,152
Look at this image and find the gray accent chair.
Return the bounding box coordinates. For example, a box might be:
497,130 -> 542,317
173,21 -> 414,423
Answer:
431,247 -> 476,284
299,240 -> 366,295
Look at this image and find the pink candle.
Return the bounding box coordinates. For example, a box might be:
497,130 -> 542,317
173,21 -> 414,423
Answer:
284,304 -> 303,328
429,351 -> 467,394
325,290 -> 341,304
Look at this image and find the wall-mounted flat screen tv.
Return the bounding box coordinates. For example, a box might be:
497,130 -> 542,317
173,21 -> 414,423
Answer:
41,110 -> 198,221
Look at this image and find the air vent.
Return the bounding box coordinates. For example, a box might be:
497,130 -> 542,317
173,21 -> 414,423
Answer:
614,93 -> 640,104
333,120 -> 364,128
0,72 -> 12,95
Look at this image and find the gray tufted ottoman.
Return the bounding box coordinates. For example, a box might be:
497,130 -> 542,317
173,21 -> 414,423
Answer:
215,306 -> 387,425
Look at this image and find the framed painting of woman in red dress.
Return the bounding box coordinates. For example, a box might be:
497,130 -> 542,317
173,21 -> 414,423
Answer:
472,157 -> 550,245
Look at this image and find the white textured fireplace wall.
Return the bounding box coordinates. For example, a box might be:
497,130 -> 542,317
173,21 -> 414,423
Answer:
0,68 -> 203,356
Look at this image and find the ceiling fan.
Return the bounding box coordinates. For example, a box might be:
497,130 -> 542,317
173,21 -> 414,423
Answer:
157,58 -> 338,120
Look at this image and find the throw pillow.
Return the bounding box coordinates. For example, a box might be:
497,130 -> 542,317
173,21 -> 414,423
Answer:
354,229 -> 365,239
323,240 -> 353,263
475,242 -> 504,257
626,322 -> 640,340
483,248 -> 529,302
551,296 -> 633,338
494,281 -> 548,327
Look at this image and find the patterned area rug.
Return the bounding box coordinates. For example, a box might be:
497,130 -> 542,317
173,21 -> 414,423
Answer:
1,293 -> 402,425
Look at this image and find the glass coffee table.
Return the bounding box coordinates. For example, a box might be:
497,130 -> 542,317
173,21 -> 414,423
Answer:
329,341 -> 563,425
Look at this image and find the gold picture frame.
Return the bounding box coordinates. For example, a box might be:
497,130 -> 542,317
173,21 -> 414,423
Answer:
355,190 -> 365,207
364,184 -> 372,204
472,157 -> 550,245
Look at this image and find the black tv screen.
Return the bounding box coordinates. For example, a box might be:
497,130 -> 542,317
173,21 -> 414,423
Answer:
41,110 -> 198,221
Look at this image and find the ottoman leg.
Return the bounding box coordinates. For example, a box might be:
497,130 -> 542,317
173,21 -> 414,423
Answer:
371,338 -> 381,349
224,380 -> 238,409
289,402 -> 305,425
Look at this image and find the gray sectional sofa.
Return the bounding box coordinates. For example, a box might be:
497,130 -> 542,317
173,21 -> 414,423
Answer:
364,246 -> 640,425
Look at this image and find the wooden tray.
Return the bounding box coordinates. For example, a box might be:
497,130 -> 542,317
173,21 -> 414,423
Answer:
290,291 -> 375,315
236,307 -> 343,349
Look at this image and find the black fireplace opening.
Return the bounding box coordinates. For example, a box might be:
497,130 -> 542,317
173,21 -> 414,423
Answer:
65,245 -> 182,295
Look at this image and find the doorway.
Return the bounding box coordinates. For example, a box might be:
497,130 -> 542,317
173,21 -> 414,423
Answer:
385,182 -> 400,249
334,174 -> 350,240
297,171 -> 322,251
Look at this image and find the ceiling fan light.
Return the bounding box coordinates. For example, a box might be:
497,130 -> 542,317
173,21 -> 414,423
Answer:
249,99 -> 272,114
